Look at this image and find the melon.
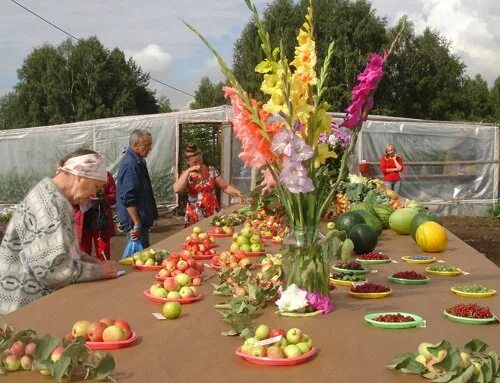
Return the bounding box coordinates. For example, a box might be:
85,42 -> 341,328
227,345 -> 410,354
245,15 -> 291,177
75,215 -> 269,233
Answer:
353,210 -> 383,236
335,211 -> 365,235
348,224 -> 378,255
415,221 -> 448,253
389,208 -> 419,235
410,213 -> 442,240
374,203 -> 395,229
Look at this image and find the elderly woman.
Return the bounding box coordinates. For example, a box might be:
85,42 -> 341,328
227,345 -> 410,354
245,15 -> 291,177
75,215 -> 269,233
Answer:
0,149 -> 118,315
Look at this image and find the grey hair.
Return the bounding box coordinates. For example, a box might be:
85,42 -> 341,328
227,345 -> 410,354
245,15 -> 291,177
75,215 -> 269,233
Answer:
129,129 -> 152,146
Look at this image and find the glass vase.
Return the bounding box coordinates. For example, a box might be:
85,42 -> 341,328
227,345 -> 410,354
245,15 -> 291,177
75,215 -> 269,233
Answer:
282,226 -> 332,295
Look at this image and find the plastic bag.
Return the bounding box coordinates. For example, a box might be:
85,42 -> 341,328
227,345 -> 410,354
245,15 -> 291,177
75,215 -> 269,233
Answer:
121,238 -> 143,260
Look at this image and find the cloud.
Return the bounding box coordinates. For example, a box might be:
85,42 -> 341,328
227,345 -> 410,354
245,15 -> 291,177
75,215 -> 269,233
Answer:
130,44 -> 172,77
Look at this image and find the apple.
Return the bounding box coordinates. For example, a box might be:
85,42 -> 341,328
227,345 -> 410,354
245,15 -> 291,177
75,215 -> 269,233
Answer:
244,337 -> 257,347
150,283 -> 161,295
162,302 -> 182,319
255,324 -> 270,341
222,226 -> 233,235
327,222 -> 335,230
24,342 -> 36,356
163,277 -> 180,292
114,320 -> 132,339
236,236 -> 250,246
151,287 -> 169,298
20,354 -> 33,370
189,286 -> 199,296
250,243 -> 262,253
302,334 -> 313,348
286,328 -> 303,345
175,273 -> 191,287
196,261 -> 204,271
158,269 -> 169,277
167,291 -> 182,299
192,226 -> 202,234
87,321 -> 108,342
176,260 -> 188,271
239,244 -> 251,252
3,354 -> 21,371
267,345 -> 285,359
296,341 -> 311,354
238,258 -> 252,268
269,328 -> 286,339
240,344 -> 253,355
192,277 -> 202,286
198,232 -> 208,240
72,320 -> 91,340
179,285 -> 194,298
50,346 -> 64,363
241,227 -> 254,238
251,346 -> 267,357
65,332 -> 75,341
144,258 -> 155,266
278,338 -> 288,350
9,341 -> 25,357
164,260 -> 177,272
185,267 -> 198,279
102,326 -> 126,342
284,344 -> 302,358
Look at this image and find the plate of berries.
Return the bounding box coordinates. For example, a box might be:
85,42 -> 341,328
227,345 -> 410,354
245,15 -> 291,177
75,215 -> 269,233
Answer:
364,312 -> 424,329
388,271 -> 430,285
401,255 -> 437,264
349,283 -> 392,299
356,252 -> 391,264
450,284 -> 496,298
329,272 -> 367,287
444,303 -> 497,324
332,261 -> 368,275
426,264 -> 462,276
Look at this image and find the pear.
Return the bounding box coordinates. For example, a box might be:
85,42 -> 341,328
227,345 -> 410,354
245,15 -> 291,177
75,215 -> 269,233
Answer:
459,352 -> 471,369
426,350 -> 447,374
417,342 -> 434,361
414,354 -> 427,367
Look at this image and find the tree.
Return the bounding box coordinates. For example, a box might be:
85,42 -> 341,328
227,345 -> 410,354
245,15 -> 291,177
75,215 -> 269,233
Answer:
190,77 -> 228,109
490,76 -> 500,123
157,95 -> 173,113
457,75 -> 494,122
0,36 -> 158,129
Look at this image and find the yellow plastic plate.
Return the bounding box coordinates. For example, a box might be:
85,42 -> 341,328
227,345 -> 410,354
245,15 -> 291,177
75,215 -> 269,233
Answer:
450,287 -> 496,298
348,289 -> 392,299
330,278 -> 366,287
426,267 -> 462,276
401,256 -> 437,264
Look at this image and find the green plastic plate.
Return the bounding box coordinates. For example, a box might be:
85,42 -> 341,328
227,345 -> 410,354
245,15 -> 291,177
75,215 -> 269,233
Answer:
387,276 -> 430,285
332,266 -> 368,275
443,310 -> 497,325
356,258 -> 392,265
364,312 -> 424,329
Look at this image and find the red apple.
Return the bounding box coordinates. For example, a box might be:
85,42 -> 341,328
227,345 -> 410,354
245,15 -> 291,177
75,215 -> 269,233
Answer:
176,260 -> 188,271
196,261 -> 204,271
99,317 -> 115,327
163,277 -> 179,292
187,258 -> 196,268
102,326 -> 126,342
192,277 -> 202,286
185,267 -> 198,278
164,260 -> 177,272
65,332 -> 75,341
114,320 -> 132,339
25,342 -> 36,356
50,346 -> 64,363
9,341 -> 25,357
87,321 -> 108,342
72,320 -> 91,340
269,328 -> 286,339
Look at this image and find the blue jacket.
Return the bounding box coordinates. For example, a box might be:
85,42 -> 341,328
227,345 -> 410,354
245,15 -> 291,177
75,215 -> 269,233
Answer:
116,148 -> 158,229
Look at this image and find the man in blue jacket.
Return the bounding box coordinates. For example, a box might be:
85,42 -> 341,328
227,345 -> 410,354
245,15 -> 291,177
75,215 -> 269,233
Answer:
116,129 -> 158,248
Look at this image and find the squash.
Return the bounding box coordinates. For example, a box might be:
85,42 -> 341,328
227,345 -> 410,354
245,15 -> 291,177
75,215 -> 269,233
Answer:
389,208 -> 419,235
374,203 -> 395,228
415,221 -> 448,253
335,211 -> 365,235
410,213 -> 442,240
348,224 -> 378,255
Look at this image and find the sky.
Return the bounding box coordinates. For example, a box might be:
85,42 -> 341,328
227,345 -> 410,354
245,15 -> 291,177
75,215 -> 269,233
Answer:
0,0 -> 499,110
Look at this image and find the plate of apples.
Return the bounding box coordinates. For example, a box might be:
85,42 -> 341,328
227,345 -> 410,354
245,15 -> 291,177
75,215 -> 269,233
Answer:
144,272 -> 203,304
68,318 -> 137,350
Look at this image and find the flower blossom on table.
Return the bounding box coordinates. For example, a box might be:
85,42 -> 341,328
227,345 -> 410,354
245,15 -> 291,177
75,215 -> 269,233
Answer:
341,52 -> 387,130
275,284 -> 309,312
306,291 -> 335,313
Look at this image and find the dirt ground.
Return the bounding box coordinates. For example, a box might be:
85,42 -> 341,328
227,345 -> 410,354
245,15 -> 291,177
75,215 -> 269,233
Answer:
108,208 -> 500,267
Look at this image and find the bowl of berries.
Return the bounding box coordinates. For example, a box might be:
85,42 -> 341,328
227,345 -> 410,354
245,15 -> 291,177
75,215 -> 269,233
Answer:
401,255 -> 437,264
444,303 -> 497,324
450,284 -> 496,298
356,252 -> 392,265
364,312 -> 424,329
426,264 -> 462,276
332,261 -> 368,275
329,272 -> 367,287
388,271 -> 430,285
349,283 -> 392,299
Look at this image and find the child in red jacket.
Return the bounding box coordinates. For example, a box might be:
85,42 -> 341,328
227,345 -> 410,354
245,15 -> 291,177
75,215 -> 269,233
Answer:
379,144 -> 403,194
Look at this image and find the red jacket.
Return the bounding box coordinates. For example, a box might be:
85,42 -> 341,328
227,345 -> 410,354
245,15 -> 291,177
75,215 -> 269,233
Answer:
380,155 -> 404,182
74,172 -> 117,241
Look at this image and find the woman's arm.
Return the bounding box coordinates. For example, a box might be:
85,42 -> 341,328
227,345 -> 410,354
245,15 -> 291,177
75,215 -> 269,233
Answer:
103,173 -> 116,206
173,166 -> 200,194
215,176 -> 241,197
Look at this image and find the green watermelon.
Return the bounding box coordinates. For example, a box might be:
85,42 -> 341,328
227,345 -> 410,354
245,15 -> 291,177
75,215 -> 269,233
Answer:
348,224 -> 378,254
353,210 -> 383,236
389,208 -> 419,235
335,211 -> 365,235
410,213 -> 442,240
374,203 -> 395,229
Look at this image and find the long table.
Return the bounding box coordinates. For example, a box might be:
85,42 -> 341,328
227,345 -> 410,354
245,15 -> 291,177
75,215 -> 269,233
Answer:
4,211 -> 500,382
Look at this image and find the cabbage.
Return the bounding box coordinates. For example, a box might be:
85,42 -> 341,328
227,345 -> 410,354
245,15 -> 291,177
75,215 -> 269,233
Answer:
348,174 -> 368,185
406,200 -> 425,212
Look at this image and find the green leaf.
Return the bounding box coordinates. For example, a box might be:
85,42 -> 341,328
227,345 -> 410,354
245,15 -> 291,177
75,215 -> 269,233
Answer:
445,365 -> 474,383
340,239 -> 354,261
464,339 -> 488,353
35,335 -> 60,361
435,347 -> 462,373
95,353 -> 115,380
432,371 -> 458,382
481,357 -> 493,383
221,329 -> 239,337
52,355 -> 72,383
486,351 -> 499,376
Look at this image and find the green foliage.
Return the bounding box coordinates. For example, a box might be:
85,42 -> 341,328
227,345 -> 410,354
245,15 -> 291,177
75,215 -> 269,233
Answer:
157,95 -> 174,113
190,77 -> 228,109
0,36 -> 158,130
491,203 -> 500,219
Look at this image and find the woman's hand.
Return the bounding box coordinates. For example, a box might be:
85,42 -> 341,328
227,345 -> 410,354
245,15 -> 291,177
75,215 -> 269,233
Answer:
81,254 -> 101,264
100,261 -> 119,279
189,165 -> 202,173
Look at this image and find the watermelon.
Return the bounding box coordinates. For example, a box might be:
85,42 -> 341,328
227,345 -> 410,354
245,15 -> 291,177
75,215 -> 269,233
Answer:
374,203 -> 395,228
353,210 -> 383,236
410,213 -> 442,240
348,224 -> 378,254
335,211 -> 365,235
389,208 -> 419,235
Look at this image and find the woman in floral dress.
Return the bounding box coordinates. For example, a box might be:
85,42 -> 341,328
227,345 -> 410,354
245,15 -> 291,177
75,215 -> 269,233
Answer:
173,143 -> 241,227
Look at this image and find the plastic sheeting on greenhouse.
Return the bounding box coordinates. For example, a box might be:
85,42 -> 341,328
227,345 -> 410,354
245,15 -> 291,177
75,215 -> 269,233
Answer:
0,106 -> 231,205
0,107 -> 498,216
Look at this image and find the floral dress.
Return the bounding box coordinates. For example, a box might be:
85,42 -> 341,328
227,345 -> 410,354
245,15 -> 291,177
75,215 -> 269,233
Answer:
185,166 -> 221,227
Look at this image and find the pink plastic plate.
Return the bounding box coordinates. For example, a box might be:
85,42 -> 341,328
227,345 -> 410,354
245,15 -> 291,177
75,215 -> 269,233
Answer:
207,264 -> 222,271
133,264 -> 163,271
154,273 -> 201,282
242,251 -> 266,257
208,230 -> 233,238
192,253 -> 216,260
143,290 -> 202,304
86,332 -> 137,350
235,346 -> 316,366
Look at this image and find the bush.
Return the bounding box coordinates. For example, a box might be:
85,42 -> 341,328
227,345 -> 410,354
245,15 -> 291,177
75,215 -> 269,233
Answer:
491,204 -> 500,219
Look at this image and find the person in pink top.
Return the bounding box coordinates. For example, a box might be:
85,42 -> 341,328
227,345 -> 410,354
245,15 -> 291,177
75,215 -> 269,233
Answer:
379,144 -> 404,194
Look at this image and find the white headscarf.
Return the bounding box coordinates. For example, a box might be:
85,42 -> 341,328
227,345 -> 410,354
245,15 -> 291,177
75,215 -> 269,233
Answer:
59,154 -> 107,182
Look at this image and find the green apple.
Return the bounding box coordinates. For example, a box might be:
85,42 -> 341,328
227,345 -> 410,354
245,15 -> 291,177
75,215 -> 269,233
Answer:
284,344 -> 302,358
286,328 -> 303,344
162,301 -> 182,319
255,324 -> 270,340
278,338 -> 288,350
296,341 -> 311,354
327,222 -> 335,230
174,273 -> 191,287
236,236 -> 250,246
240,244 -> 252,252
151,287 -> 168,298
244,337 -> 257,347
167,291 -> 182,299
230,242 -> 240,252
250,243 -> 262,253
179,285 -> 194,298
251,346 -> 267,357
145,258 -> 155,266
249,235 -> 261,244
241,227 -> 254,239
302,334 -> 313,348
4,355 -> 21,371
72,320 -> 91,339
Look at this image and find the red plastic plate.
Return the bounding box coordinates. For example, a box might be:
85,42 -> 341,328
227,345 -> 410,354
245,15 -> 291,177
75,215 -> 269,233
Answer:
208,230 -> 233,238
235,346 -> 316,366
143,290 -> 202,304
192,253 -> 216,260
155,273 -> 201,282
207,264 -> 222,271
133,264 -> 163,271
242,251 -> 266,257
86,332 -> 137,350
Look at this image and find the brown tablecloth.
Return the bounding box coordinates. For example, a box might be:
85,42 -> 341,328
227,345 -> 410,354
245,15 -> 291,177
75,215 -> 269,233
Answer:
3,211 -> 500,383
